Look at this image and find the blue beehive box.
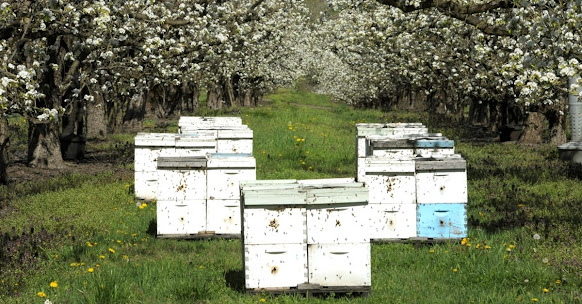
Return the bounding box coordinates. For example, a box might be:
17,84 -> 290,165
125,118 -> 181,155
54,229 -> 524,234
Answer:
414,139 -> 454,148
417,203 -> 467,239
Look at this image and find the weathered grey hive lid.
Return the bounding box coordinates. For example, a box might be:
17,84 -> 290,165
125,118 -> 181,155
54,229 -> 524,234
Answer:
297,178 -> 356,187
415,155 -> 466,171
156,156 -> 207,169
370,138 -> 415,148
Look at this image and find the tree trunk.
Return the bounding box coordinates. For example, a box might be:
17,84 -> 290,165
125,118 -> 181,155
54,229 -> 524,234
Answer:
468,100 -> 488,126
519,112 -> 544,144
546,110 -> 567,145
86,92 -> 107,140
122,90 -> 147,131
28,121 -> 65,168
207,87 -> 223,110
243,91 -> 252,107
0,117 -> 9,184
488,100 -> 500,133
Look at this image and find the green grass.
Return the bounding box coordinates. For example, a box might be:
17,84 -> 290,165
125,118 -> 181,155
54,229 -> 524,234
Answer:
1,89 -> 581,303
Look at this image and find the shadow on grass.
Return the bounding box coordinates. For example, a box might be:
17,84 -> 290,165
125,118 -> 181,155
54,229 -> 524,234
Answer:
224,269 -> 245,293
146,219 -> 157,237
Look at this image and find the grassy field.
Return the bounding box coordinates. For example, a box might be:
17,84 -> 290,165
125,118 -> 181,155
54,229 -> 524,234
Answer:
1,89 -> 581,303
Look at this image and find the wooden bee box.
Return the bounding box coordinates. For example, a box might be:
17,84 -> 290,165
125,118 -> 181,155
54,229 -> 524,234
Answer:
206,199 -> 241,235
414,139 -> 455,157
178,116 -> 242,129
206,153 -> 256,200
367,204 -> 417,240
244,244 -> 308,289
156,200 -> 206,236
363,158 -> 416,204
308,243 -> 371,287
415,156 -> 467,204
417,203 -> 467,239
156,156 -> 207,201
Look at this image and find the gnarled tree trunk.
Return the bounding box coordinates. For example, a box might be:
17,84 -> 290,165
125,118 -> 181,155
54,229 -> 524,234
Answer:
122,90 -> 147,131
546,109 -> 567,145
519,112 -> 544,144
0,117 -> 9,184
28,121 -> 65,168
86,92 -> 107,140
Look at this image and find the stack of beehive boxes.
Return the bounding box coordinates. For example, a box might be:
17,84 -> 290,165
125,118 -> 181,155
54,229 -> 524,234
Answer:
240,178 -> 371,293
356,123 -> 467,241
134,117 -> 257,237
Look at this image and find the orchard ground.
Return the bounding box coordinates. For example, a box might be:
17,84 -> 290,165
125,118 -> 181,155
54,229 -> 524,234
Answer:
1,89 -> 581,303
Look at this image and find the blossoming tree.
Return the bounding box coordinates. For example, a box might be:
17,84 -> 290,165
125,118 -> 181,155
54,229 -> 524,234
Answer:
0,0 -> 310,180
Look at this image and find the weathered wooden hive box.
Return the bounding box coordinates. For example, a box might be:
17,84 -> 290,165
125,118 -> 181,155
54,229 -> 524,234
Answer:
355,123 -> 428,159
156,156 -> 208,236
362,158 -> 417,240
155,153 -> 256,238
206,153 -> 256,235
134,132 -> 216,200
415,155 -> 467,239
240,178 -> 371,293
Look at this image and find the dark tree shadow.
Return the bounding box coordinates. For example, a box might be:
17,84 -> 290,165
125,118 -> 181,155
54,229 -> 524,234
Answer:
146,219 -> 157,237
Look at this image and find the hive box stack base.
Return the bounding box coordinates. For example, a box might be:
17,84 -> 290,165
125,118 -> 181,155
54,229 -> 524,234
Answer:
240,178 -> 371,295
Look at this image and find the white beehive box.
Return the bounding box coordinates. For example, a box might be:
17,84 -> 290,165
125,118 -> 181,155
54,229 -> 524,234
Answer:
206,154 -> 256,200
242,187 -> 307,245
156,156 -> 207,201
363,158 -> 416,204
216,129 -> 253,154
368,138 -> 416,158
134,133 -> 216,200
367,203 -> 417,240
415,155 -> 468,204
308,243 -> 371,287
206,199 -> 242,235
305,187 -> 370,244
244,243 -> 308,289
156,200 -> 206,235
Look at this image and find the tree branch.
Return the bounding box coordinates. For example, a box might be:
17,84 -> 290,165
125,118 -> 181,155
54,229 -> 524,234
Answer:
377,0 -> 518,36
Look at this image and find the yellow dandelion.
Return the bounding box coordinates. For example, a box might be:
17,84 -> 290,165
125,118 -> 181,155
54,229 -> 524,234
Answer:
99,255 -> 105,259
87,242 -> 93,247
117,240 -> 122,244
308,166 -> 313,170
461,238 -> 468,245
429,249 -> 435,254
555,280 -> 561,284
485,245 -> 491,249
300,138 -> 305,142
453,268 -> 458,273
475,244 -> 481,249
122,255 -> 129,260
95,264 -> 100,268
88,268 -> 94,273
37,291 -> 47,298
70,262 -> 79,267
260,298 -> 266,303
543,288 -> 549,293
49,281 -> 58,288
296,138 -> 301,142
199,265 -> 205,269
139,203 -> 147,209
532,298 -> 538,302
108,248 -> 115,254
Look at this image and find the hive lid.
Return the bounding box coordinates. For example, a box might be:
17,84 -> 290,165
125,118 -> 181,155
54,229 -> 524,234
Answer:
178,116 -> 242,126
156,156 -> 207,169
369,138 -> 415,148
180,125 -> 250,132
305,187 -> 368,205
206,153 -> 256,168
134,133 -> 177,146
242,189 -> 307,206
415,155 -> 466,170
297,178 -> 356,187
414,139 -> 454,148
